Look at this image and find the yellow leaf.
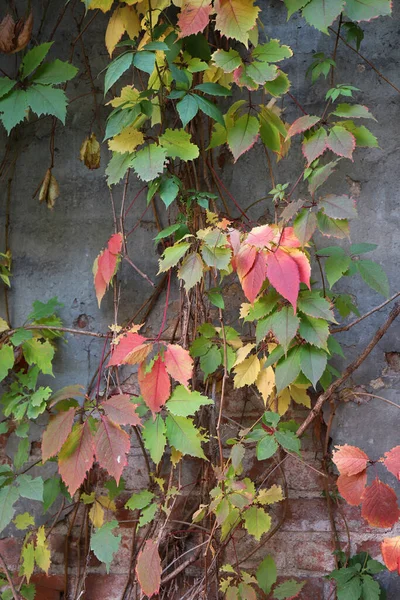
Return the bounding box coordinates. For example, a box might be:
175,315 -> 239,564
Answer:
108,127 -> 145,153
233,354 -> 260,388
106,7 -> 127,55
13,512 -> 35,530
88,0 -> 114,12
171,447 -> 183,466
97,495 -> 117,511
89,501 -> 105,528
20,542 -> 35,582
290,384 -> 311,408
257,484 -> 284,505
277,388 -> 291,415
233,343 -> 255,367
120,5 -> 141,39
214,0 -> 259,46
0,317 -> 9,333
239,303 -> 251,320
108,85 -> 140,108
255,361 -> 275,406
35,526 -> 51,574
121,0 -> 140,5
203,65 -> 233,87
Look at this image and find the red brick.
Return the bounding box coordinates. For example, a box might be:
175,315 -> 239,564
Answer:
291,540 -> 336,572
267,576 -> 326,600
80,574 -> 128,600
282,499 -> 331,532
0,537 -> 22,570
31,575 -> 64,600
356,539 -> 384,561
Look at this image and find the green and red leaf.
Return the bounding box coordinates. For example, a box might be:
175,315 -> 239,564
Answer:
42,407 -> 76,462
58,421 -> 95,494
164,344 -> 194,387
138,356 -> 171,413
101,394 -> 141,426
94,415 -> 130,483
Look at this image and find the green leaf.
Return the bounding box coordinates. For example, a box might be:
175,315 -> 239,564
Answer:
21,584 -> 36,600
284,0 -> 309,19
90,520 -> 121,573
257,435 -> 278,460
300,345 -> 327,388
298,291 -> 336,322
0,77 -> 16,99
361,574 -> 381,600
138,502 -> 158,527
256,555 -> 277,595
194,94 -> 225,126
133,51 -> 156,74
200,344 -> 222,378
31,59 -> 78,85
29,297 -> 63,320
299,315 -> 330,349
16,475 -> 44,501
0,486 -> 19,534
26,84 -> 67,123
14,438 -> 30,470
302,0 -> 344,32
178,252 -> 204,291
350,243 -> 377,255
11,329 -> 33,346
201,244 -> 231,271
158,177 -> 180,208
332,103 -> 375,120
270,307 -> 300,353
243,506 -> 271,541
320,195 -> 357,220
340,122 -> 379,148
212,49 -> 241,73
21,43 -> 53,79
22,339 -> 54,375
165,414 -> 206,459
104,106 -> 141,140
194,83 -> 232,96
366,559 -> 386,575
159,128 -> 199,160
104,53 -> 133,95
13,512 -> 35,530
273,579 -> 306,600
125,490 -> 155,511
158,242 -> 191,273
166,385 -> 213,416
253,39 -> 293,63
336,576 -> 362,600
275,430 -> 301,454
131,144 -> 167,182
0,90 -> 29,133
208,290 -> 225,309
106,152 -> 132,185
264,71 -> 291,96
227,114 -> 260,162
356,260 -> 389,297
275,346 -> 302,392
308,159 -> 338,195
324,251 -> 351,288
142,415 -> 166,464
154,223 -> 181,243
293,209 -> 317,246
344,0 -> 391,21
176,94 -> 199,127
43,477 -> 61,512
0,343 -> 14,383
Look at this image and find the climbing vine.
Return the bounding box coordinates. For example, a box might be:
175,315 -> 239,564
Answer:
0,1 -> 399,599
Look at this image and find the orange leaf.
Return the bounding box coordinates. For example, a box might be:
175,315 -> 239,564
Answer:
136,539 -> 162,597
58,422 -> 95,495
383,445 -> 400,480
138,356 -> 171,413
108,233 -> 123,255
93,233 -> 123,307
381,536 -> 400,574
101,394 -> 141,426
332,444 -> 369,476
266,248 -> 300,311
107,332 -> 147,367
42,407 -> 76,462
361,478 -> 400,528
177,0 -> 212,38
94,416 -> 130,483
337,471 -> 367,506
164,344 -> 193,387
241,252 -> 267,303
124,343 -> 152,365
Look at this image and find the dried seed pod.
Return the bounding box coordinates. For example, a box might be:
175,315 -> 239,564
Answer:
39,168 -> 59,209
80,133 -> 101,170
0,12 -> 33,54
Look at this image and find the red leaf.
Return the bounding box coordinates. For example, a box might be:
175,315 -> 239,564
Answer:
266,248 -> 300,312
246,225 -> 275,249
236,244 -> 257,280
381,536 -> 400,574
107,332 -> 147,367
326,126 -> 356,160
302,127 -> 327,165
383,445 -> 400,480
177,0 -> 212,38
97,249 -> 118,284
42,407 -> 76,462
287,114 -> 320,138
102,394 -> 141,426
58,422 -> 95,495
94,267 -> 107,308
288,249 -> 311,288
108,232 -> 123,255
361,478 -> 400,528
138,356 -> 171,413
277,226 -> 301,248
228,228 -> 241,256
337,471 -> 367,506
332,444 -> 369,476
94,416 -> 130,484
164,344 -> 193,387
136,539 -> 162,598
241,252 -> 267,303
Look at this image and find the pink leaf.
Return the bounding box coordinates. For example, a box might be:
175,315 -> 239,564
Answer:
138,356 -> 171,413
177,0 -> 212,38
108,232 -> 123,255
93,233 -> 123,307
337,471 -> 367,506
332,444 -> 369,476
278,226 -> 302,248
383,445 -> 400,480
94,415 -> 130,483
288,249 -> 311,288
58,422 -> 95,495
326,125 -> 356,160
302,127 -> 327,165
101,394 -> 141,426
287,114 -> 320,138
42,407 -> 76,462
241,252 -> 267,303
236,244 -> 257,280
266,248 -> 300,312
136,539 -> 162,598
107,332 -> 147,367
228,228 -> 241,256
164,344 -> 193,387
361,478 -> 400,528
246,224 -> 275,249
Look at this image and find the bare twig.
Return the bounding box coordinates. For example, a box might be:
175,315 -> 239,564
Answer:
331,291 -> 400,333
0,553 -> 21,600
